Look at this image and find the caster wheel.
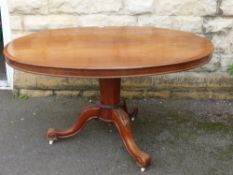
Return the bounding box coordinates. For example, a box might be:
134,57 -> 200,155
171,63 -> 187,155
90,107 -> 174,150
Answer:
140,168 -> 146,172
49,140 -> 54,145
129,107 -> 138,122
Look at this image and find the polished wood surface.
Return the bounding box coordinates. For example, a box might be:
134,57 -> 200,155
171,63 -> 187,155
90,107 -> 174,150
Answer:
47,78 -> 151,168
4,27 -> 213,78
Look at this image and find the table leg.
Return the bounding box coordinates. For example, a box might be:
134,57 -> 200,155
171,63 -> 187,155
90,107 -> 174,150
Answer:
47,105 -> 101,143
112,108 -> 151,169
47,78 -> 151,170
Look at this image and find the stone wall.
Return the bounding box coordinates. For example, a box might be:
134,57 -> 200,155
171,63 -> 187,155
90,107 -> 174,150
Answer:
8,0 -> 233,99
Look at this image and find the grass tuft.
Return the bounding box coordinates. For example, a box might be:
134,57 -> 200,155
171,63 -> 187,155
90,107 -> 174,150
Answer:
17,95 -> 29,100
227,64 -> 233,75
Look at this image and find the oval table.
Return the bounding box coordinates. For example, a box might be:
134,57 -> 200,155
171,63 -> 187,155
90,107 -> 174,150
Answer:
3,27 -> 213,171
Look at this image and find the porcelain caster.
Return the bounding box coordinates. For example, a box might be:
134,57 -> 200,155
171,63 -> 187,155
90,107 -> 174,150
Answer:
129,107 -> 138,122
49,140 -> 54,145
140,168 -> 146,172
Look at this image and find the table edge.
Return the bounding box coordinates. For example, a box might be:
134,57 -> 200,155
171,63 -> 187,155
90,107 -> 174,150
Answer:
4,53 -> 212,78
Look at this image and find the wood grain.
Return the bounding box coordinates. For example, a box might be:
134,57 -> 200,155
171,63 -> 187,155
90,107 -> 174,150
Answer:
3,27 -> 213,78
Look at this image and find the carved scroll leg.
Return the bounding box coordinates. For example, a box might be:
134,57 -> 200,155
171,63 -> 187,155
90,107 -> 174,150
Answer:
112,109 -> 151,168
122,99 -> 138,121
47,105 -> 101,143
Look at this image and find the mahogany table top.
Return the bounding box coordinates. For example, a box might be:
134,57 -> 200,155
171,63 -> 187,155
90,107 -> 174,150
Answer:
4,27 -> 213,78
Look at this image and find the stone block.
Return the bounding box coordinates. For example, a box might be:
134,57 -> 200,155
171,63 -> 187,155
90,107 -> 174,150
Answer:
200,53 -> 221,72
121,91 -> 143,99
138,15 -> 172,28
82,91 -> 99,98
66,78 -> 97,90
55,90 -> 81,97
77,15 -> 137,26
14,71 -> 96,90
9,0 -> 48,14
36,76 -> 70,90
138,15 -> 203,33
204,18 -> 233,33
208,91 -> 233,100
122,77 -> 153,90
152,72 -> 207,89
172,16 -> 203,33
19,89 -> 53,97
49,0 -> 122,14
143,91 -> 171,98
36,77 -> 95,90
221,0 -> 233,16
152,72 -> 233,91
13,71 -> 233,99
171,90 -> 233,100
10,15 -> 23,30
220,54 -> 233,71
171,91 -> 208,100
154,0 -> 217,16
14,71 -> 37,89
24,15 -> 77,31
211,32 -> 233,55
125,0 -> 154,14
205,73 -> 233,90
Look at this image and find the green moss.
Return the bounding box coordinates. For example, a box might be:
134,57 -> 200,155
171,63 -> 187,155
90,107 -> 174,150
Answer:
13,90 -> 29,100
197,121 -> 233,133
173,116 -> 189,124
13,89 -> 19,98
165,112 -> 191,125
227,64 -> 233,75
17,95 -> 29,100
